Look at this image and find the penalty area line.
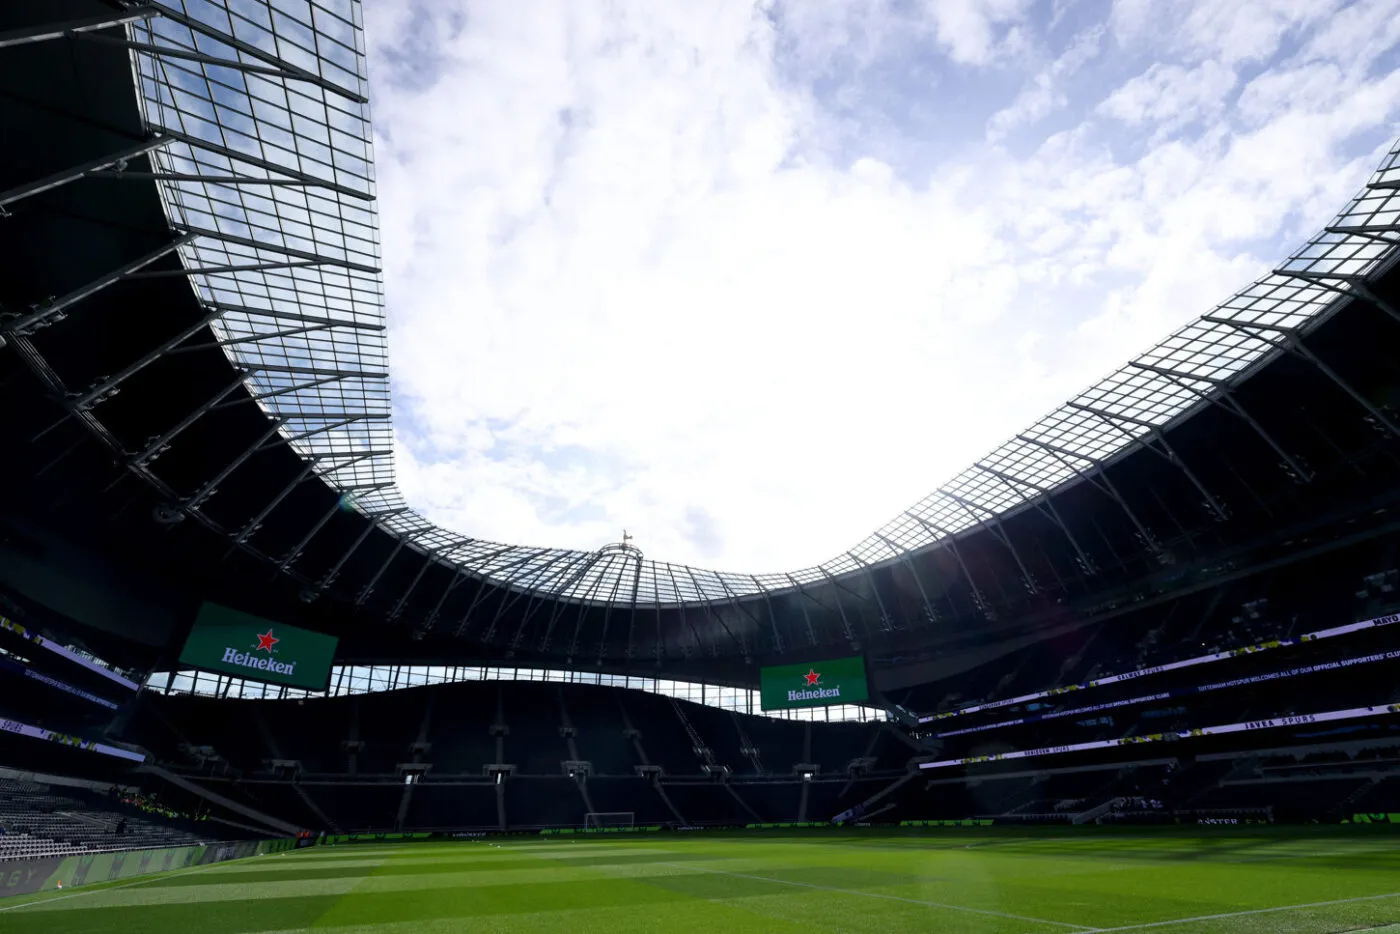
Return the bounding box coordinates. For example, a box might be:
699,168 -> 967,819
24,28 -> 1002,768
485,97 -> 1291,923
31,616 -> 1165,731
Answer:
661,861 -> 1095,931
1089,890 -> 1400,932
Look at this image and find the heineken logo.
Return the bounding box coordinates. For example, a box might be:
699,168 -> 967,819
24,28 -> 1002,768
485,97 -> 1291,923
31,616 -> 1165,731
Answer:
220,628 -> 297,676
788,667 -> 840,702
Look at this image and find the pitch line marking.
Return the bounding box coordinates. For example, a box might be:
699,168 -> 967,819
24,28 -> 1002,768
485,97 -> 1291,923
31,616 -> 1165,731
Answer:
1088,890 -> 1400,932
662,861 -> 1095,931
0,856 -> 237,913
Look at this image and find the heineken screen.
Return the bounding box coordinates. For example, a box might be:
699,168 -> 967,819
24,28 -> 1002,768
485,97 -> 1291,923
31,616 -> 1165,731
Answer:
759,655 -> 869,711
177,603 -> 338,691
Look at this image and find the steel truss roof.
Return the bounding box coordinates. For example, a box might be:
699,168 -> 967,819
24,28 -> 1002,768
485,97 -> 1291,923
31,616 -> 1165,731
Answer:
85,1 -> 1400,606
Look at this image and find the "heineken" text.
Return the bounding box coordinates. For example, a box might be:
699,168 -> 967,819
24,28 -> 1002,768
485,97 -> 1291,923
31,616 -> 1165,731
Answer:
221,647 -> 297,676
788,687 -> 840,701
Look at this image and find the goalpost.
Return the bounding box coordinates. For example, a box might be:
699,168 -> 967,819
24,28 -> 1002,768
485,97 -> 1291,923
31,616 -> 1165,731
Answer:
583,811 -> 635,830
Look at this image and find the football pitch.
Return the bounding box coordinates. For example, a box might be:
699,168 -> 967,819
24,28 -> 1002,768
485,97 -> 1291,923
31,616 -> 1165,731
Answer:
3,829 -> 1400,933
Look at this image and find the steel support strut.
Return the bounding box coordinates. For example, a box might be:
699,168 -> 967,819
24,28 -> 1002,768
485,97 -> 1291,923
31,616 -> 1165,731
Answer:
1066,402 -> 1229,521
0,10 -> 159,49
2,234 -> 196,336
1128,360 -> 1312,482
317,503 -> 405,587
187,417 -> 287,507
1015,434 -> 1158,551
941,491 -> 1039,594
135,0 -> 367,103
873,531 -> 941,625
1203,315 -> 1400,440
133,370 -> 251,466
0,137 -> 174,209
904,511 -> 992,614
974,462 -> 1097,574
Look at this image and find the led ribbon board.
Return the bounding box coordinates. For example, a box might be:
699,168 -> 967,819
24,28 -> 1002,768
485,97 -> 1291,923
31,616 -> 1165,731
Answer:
919,611 -> 1400,724
177,603 -> 337,691
760,655 -> 869,711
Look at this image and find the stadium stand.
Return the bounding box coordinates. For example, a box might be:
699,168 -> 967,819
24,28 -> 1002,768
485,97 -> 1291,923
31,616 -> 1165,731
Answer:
0,779 -> 210,860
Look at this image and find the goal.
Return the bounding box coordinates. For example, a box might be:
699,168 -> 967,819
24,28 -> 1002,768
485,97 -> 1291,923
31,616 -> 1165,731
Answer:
583,811 -> 635,830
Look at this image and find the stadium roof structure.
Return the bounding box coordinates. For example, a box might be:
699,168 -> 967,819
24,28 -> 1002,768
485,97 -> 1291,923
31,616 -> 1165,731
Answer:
5,2 -> 1400,678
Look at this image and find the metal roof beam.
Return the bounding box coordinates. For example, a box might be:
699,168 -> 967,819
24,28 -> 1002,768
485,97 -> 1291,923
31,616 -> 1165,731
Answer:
0,136 -> 172,209
242,362 -> 388,380
972,463 -> 1097,575
1206,316 -> 1400,441
318,505 -> 408,588
354,535 -> 416,606
1127,361 -> 1312,483
902,512 -> 993,617
1066,402 -> 1228,521
262,413 -> 389,448
149,129 -> 373,201
941,491 -> 1039,595
1014,433 -> 1159,553
186,417 -> 286,508
843,552 -> 894,633
127,259 -> 325,280
211,374 -> 352,410
204,303 -> 385,333
0,10 -> 158,49
70,307 -> 223,409
173,225 -> 380,275
278,497 -> 351,573
1,233 -> 195,336
873,531 -> 942,627
132,370 -> 249,466
138,1 -> 367,104
454,550 -> 545,638
390,541 -> 460,621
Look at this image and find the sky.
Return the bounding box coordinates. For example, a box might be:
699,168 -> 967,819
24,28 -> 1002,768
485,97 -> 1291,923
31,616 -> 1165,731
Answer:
361,0 -> 1400,576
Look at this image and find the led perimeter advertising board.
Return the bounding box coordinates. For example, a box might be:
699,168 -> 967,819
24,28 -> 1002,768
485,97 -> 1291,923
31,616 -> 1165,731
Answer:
177,603 -> 337,691
759,654 -> 869,711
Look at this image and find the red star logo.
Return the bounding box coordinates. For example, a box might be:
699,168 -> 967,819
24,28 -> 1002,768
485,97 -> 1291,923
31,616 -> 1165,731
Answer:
804,668 -> 821,686
254,630 -> 279,653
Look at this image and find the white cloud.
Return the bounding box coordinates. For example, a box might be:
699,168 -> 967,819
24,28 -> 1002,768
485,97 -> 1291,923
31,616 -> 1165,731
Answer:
1098,61 -> 1238,137
988,26 -> 1103,140
367,0 -> 1400,574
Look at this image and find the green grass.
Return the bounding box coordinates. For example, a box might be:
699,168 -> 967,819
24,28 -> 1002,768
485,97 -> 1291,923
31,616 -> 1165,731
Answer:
4,828 -> 1400,933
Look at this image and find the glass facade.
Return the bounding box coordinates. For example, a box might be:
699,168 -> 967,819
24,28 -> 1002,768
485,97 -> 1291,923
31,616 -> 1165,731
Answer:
122,4 -> 1400,606
145,664 -> 885,723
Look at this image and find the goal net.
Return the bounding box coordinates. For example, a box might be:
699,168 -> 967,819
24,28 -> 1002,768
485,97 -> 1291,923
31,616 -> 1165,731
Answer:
583,812 -> 635,830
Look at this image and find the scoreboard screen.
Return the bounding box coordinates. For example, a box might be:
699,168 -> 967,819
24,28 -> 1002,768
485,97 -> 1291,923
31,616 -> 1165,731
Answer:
177,603 -> 337,691
759,655 -> 869,711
